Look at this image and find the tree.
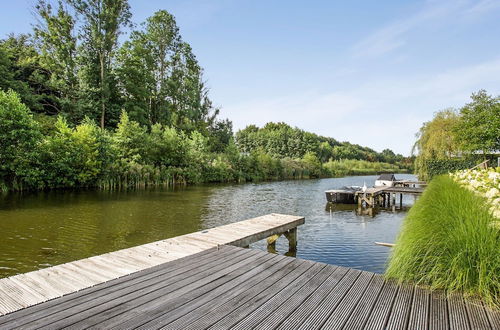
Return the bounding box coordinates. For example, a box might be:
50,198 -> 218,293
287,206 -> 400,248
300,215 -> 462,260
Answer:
34,0 -> 79,120
0,34 -> 59,114
455,90 -> 500,154
70,0 -> 132,128
413,109 -> 460,159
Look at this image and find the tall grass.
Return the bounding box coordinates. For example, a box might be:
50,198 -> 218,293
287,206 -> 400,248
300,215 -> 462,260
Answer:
386,175 -> 500,308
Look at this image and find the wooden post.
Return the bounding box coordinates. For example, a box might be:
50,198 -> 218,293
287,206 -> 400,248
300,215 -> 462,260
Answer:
267,234 -> 281,249
399,193 -> 403,208
284,228 -> 297,251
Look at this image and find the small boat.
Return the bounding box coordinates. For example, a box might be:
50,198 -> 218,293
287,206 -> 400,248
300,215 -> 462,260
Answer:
325,186 -> 361,204
374,174 -> 398,187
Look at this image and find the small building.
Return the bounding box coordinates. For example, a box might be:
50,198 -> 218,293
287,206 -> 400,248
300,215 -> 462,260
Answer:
374,174 -> 397,187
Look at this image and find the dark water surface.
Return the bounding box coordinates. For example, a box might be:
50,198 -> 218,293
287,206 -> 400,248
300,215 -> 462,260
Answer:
0,174 -> 417,278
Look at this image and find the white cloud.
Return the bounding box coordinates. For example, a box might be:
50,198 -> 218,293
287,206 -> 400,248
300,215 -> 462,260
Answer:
220,58 -> 500,155
352,0 -> 500,58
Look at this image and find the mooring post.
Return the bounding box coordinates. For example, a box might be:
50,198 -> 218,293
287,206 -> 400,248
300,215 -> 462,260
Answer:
399,193 -> 403,208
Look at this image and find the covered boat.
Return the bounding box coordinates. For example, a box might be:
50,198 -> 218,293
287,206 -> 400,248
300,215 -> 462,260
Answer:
325,186 -> 361,204
374,174 -> 398,187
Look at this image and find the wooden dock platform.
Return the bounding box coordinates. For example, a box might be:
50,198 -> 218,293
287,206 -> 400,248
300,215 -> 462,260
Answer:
0,245 -> 498,329
0,213 -> 304,316
355,186 -> 424,208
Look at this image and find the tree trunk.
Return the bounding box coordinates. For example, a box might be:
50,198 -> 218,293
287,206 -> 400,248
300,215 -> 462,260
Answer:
100,52 -> 105,129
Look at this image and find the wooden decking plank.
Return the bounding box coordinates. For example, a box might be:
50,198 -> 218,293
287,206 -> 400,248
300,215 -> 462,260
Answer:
465,296 -> 493,330
230,263 -> 331,330
114,251 -> 289,329
342,274 -> 385,330
275,266 -> 350,330
35,248 -> 257,329
429,290 -> 449,330
321,271 -> 374,329
95,251 -> 279,329
296,268 -> 362,330
204,260 -> 321,330
386,282 -> 415,330
363,279 -> 399,329
407,285 -> 430,329
7,273 -> 70,301
157,255 -> 301,330
485,305 -> 500,329
0,277 -> 50,308
178,259 -> 314,330
0,247 -> 237,329
249,265 -> 338,330
448,291 -> 471,330
0,283 -> 27,315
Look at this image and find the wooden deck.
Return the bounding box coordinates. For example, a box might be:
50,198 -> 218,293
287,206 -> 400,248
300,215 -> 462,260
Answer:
0,245 -> 497,329
0,213 -> 304,316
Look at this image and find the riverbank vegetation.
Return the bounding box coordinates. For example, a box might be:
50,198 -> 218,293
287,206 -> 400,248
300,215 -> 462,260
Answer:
0,0 -> 410,192
413,91 -> 499,180
386,174 -> 500,308
0,89 -> 409,191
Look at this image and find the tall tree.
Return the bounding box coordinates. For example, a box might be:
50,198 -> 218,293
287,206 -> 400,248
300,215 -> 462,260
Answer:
455,90 -> 500,154
117,10 -> 180,126
34,0 -> 79,120
69,0 -> 131,128
117,11 -> 217,132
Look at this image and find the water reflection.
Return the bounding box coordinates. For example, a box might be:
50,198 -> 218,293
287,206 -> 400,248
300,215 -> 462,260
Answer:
325,203 -> 412,217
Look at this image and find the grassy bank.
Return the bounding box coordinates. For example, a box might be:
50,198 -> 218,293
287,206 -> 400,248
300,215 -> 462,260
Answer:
323,159 -> 407,176
386,175 -> 500,308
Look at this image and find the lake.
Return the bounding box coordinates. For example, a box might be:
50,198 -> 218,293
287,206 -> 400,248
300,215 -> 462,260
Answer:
0,174 -> 417,278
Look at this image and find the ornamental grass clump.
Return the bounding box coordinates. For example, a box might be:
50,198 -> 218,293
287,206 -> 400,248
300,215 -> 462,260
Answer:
386,175 -> 500,308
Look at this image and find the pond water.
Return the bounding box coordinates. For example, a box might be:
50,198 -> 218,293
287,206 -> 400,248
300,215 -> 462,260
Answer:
0,174 -> 417,278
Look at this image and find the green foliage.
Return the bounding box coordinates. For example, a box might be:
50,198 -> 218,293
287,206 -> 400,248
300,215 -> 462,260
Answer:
322,159 -> 406,177
414,91 -> 500,179
454,90 -> 500,153
0,90 -> 41,189
417,158 -> 478,181
386,175 -> 500,308
235,122 -> 406,165
0,2 -> 411,191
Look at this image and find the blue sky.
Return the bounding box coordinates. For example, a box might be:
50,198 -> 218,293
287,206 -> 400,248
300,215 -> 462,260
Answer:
2,0 -> 500,155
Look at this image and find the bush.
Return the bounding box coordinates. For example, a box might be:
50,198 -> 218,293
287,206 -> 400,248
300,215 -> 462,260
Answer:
386,175 -> 500,308
416,158 -> 478,180
0,90 -> 41,189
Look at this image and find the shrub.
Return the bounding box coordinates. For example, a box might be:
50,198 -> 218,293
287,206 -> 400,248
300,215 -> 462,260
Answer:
0,90 -> 41,189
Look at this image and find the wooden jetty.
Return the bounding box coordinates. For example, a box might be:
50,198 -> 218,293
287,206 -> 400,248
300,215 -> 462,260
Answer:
0,213 -> 303,316
355,186 -> 425,208
1,213 -> 498,329
0,245 -> 498,329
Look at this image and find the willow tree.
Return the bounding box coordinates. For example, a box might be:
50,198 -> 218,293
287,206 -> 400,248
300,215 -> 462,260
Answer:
413,109 -> 461,178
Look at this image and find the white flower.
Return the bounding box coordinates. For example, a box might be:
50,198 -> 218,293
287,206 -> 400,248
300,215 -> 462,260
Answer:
485,188 -> 499,199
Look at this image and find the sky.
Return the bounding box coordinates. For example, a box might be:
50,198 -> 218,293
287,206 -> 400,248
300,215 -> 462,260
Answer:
1,0 -> 500,155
